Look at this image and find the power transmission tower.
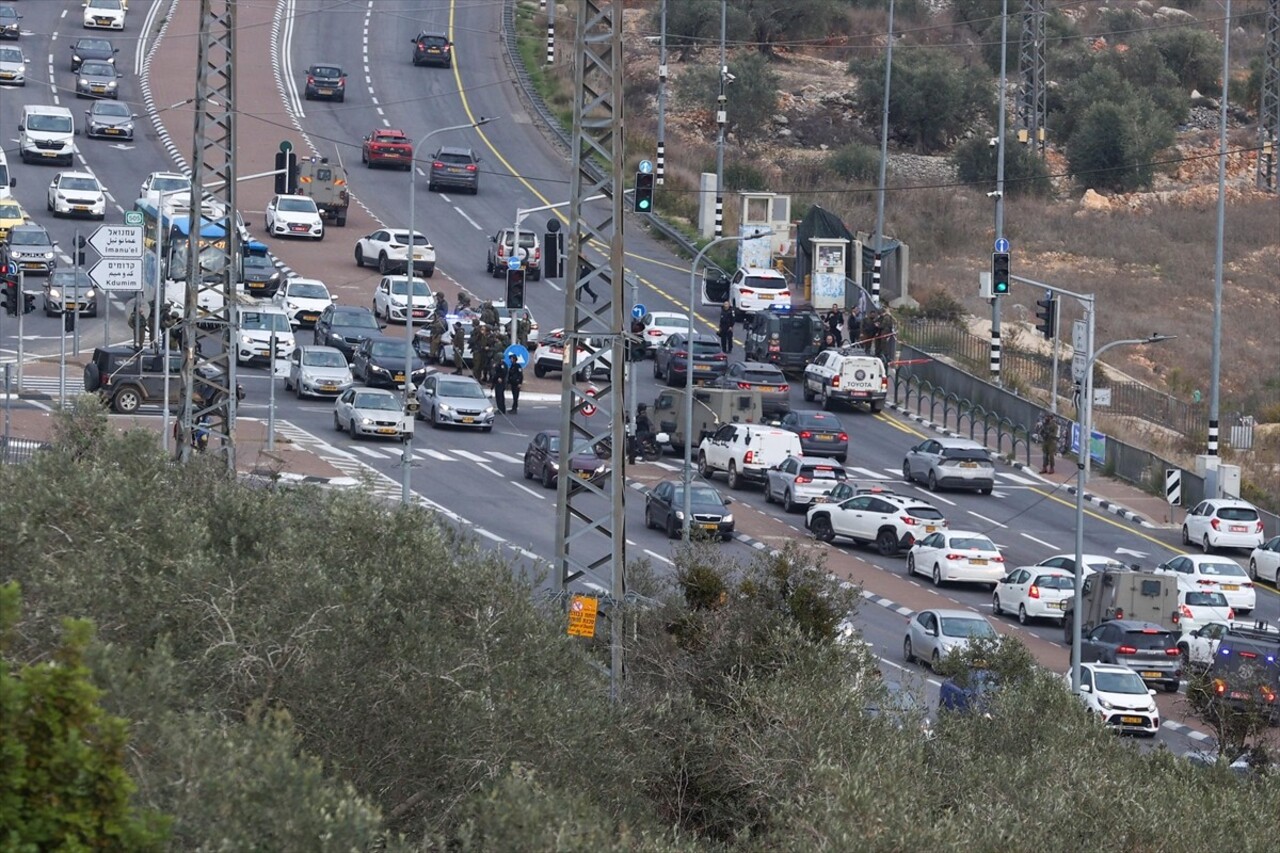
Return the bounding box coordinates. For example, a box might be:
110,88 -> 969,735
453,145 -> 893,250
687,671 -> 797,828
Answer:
1259,0 -> 1279,191
1018,0 -> 1047,155
557,1 -> 628,700
178,0 -> 239,469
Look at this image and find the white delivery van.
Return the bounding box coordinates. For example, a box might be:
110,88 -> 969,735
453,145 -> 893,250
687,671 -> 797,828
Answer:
697,423 -> 804,489
18,105 -> 76,167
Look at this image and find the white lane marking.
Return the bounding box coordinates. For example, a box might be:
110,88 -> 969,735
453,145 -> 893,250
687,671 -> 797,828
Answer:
852,467 -> 889,480
486,451 -> 523,464
999,471 -> 1039,485
348,445 -> 386,459
513,482 -> 546,500
967,510 -> 1007,529
455,207 -> 483,231
279,0 -> 305,118
452,450 -> 488,462
138,0 -> 167,75
475,529 -> 502,542
915,488 -> 955,506
422,448 -> 453,461
478,463 -> 501,477
1020,532 -> 1057,549
644,549 -> 673,565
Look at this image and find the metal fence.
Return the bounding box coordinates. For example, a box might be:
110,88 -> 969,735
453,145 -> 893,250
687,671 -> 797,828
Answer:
0,438 -> 47,465
899,319 -> 1207,438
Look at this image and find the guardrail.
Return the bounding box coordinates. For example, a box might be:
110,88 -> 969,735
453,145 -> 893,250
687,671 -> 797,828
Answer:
894,373 -> 1034,468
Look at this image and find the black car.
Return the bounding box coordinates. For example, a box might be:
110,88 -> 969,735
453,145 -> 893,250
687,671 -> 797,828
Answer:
351,336 -> 427,389
743,308 -> 826,372
1081,620 -> 1182,693
653,332 -> 728,386
778,410 -> 848,461
644,479 -> 734,541
239,253 -> 281,296
411,31 -> 452,67
313,304 -> 381,360
70,37 -> 117,71
427,146 -> 480,194
83,346 -> 243,415
303,63 -> 345,102
0,6 -> 21,40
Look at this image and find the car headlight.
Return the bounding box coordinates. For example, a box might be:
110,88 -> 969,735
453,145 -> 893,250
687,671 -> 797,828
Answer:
482,406 -> 494,415
107,81 -> 117,89
285,301 -> 299,311
370,365 -> 388,374
300,372 -> 315,384
674,510 -> 685,521
240,334 -> 254,346
85,290 -> 97,301
73,54 -> 82,63
47,288 -> 61,300
359,417 -> 373,426
1097,698 -> 1115,710
120,122 -> 133,132
438,403 -> 452,413
43,252 -> 54,260
79,78 -> 89,87
328,332 -> 343,342
722,513 -> 734,524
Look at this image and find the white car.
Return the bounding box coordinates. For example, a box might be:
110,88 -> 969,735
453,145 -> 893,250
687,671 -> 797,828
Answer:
265,194 -> 324,240
47,172 -> 106,219
992,568 -> 1074,624
0,45 -> 27,87
139,171 -> 191,207
637,311 -> 691,355
1068,663 -> 1160,737
84,0 -> 126,30
1032,553 -> 1131,577
285,345 -> 353,399
235,305 -> 295,366
807,491 -> 948,556
333,387 -> 413,441
354,228 -> 435,277
1181,498 -> 1266,553
906,530 -> 1004,587
1153,554 -> 1256,614
1172,587 -> 1234,634
373,275 -> 434,324
902,608 -> 998,671
273,277 -> 333,328
729,266 -> 792,315
1248,536 -> 1280,584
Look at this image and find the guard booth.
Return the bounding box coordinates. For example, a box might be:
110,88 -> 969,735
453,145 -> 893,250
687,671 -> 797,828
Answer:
738,193 -> 792,268
808,238 -> 849,311
792,206 -> 863,307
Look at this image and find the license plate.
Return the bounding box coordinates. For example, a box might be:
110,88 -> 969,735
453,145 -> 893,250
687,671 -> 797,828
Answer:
578,472 -> 592,480
412,309 -> 427,317
970,558 -> 988,566
694,364 -> 710,371
290,225 -> 308,231
760,294 -> 774,300
377,428 -> 397,435
42,152 -> 57,158
319,88 -> 333,95
816,434 -> 833,441
320,384 -> 337,391
924,525 -> 937,533
393,374 -> 405,382
960,462 -> 978,468
302,314 -> 318,322
1140,671 -> 1163,679
1231,525 -> 1247,533
1222,584 -> 1239,591
106,128 -> 121,134
701,523 -> 718,531
1120,716 -> 1144,725
462,417 -> 474,424
1050,601 -> 1066,610
756,386 -> 775,392
257,349 -> 270,356
74,206 -> 91,212
249,282 -> 265,289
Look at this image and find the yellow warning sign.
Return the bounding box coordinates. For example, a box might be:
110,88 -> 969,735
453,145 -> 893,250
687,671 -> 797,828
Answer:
567,594 -> 599,638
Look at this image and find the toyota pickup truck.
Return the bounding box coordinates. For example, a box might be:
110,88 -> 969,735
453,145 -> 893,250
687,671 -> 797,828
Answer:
361,128 -> 413,170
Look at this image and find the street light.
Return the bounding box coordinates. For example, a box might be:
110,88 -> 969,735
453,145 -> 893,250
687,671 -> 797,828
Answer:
402,117 -> 497,506
682,230 -> 772,539
1071,333 -> 1175,693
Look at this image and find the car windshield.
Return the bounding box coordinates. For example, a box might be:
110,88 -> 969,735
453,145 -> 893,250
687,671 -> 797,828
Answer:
671,485 -> 724,505
244,257 -> 273,271
1217,507 -> 1259,521
390,279 -> 431,296
688,339 -> 721,355
1185,591 -> 1229,607
50,271 -> 92,288
90,0 -> 123,9
303,350 -> 346,368
278,197 -> 317,213
802,465 -> 845,481
241,312 -> 291,332
353,393 -> 400,411
372,133 -> 404,143
1034,575 -> 1074,590
1094,671 -> 1149,694
797,413 -> 839,428
904,506 -> 946,521
390,232 -> 431,246
92,102 -> 131,117
0,202 -> 21,219
420,35 -> 448,46
81,62 -> 114,76
290,282 -> 327,299
744,275 -> 786,291
11,230 -> 50,247
28,115 -> 73,133
150,176 -> 189,193
370,341 -> 407,359
0,47 -> 22,62
939,617 -> 997,639
1122,630 -> 1175,650
61,177 -> 100,192
653,315 -> 689,328
336,311 -> 379,330
78,39 -> 112,51
508,232 -> 537,248
1198,562 -> 1248,578
949,536 -> 997,551
437,381 -> 486,399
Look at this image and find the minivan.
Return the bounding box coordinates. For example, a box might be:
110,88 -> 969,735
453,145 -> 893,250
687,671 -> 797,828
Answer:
0,151 -> 15,199
19,105 -> 76,166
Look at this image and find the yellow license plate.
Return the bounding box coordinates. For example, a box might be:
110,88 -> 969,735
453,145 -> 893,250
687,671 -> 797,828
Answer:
319,385 -> 337,391
701,524 -> 718,531
961,462 -> 978,468
393,374 -> 405,382
248,282 -> 264,289
1050,601 -> 1066,610
925,525 -> 937,533
1140,671 -> 1162,678
377,428 -> 397,435
1222,584 -> 1239,591
578,472 -> 591,479
816,435 -> 833,441
1120,716 -> 1143,725
760,294 -> 773,300
970,559 -> 988,566
462,417 -> 474,424
756,386 -> 775,392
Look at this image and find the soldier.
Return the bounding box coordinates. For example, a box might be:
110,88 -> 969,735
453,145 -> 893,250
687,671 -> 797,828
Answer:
717,302 -> 735,354
517,312 -> 532,349
427,311 -> 447,363
1036,413 -> 1060,475
471,323 -> 490,383
876,310 -> 896,364
433,291 -> 449,318
450,322 -> 466,374
455,291 -> 473,312
864,310 -> 883,358
128,297 -> 150,348
484,328 -> 504,384
480,300 -> 499,326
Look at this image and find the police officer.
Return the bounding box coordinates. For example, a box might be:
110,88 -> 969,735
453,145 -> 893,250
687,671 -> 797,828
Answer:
491,351 -> 508,414
718,302 -> 735,354
450,322 -> 466,374
826,308 -> 845,347
505,353 -> 523,413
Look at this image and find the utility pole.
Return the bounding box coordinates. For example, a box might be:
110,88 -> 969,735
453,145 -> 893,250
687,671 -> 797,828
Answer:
1017,0 -> 1046,156
545,0 -> 556,66
1207,0 -> 1232,490
1257,0 -> 1278,191
656,0 -> 667,185
991,0 -> 1009,386
871,0 -> 895,308
714,0 -> 727,238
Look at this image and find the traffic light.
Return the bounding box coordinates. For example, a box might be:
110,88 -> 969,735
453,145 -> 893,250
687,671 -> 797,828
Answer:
505,267 -> 526,309
274,147 -> 298,194
991,252 -> 1010,295
74,235 -> 86,267
2,280 -> 15,316
64,308 -> 77,333
22,292 -> 35,314
1035,295 -> 1057,340
633,170 -> 654,213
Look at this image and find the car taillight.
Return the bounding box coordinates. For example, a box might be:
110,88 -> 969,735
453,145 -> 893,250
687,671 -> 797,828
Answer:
740,288 -> 755,296
1114,608 -> 1124,619
799,431 -> 812,439
795,476 -> 811,484
1263,685 -> 1278,703
838,432 -> 848,442
466,164 -> 477,171
432,161 -> 445,169
1116,645 -> 1137,655
881,376 -> 888,391
1197,579 -> 1217,586
1228,608 -> 1236,620
779,384 -> 789,393
743,450 -> 755,464
534,248 -> 541,261
780,290 -> 790,297
1211,518 -> 1221,530
1165,647 -> 1181,657
737,382 -> 752,390
1028,584 -> 1040,599
714,353 -> 727,361
1180,604 -> 1194,619
1213,678 -> 1227,696
900,515 -> 918,526
307,75 -> 315,85
1258,522 -> 1266,533
647,329 -> 662,336
831,375 -> 840,388
1242,582 -> 1253,589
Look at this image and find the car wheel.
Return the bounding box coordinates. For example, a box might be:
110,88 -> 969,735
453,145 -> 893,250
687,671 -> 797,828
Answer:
423,266 -> 435,278
927,471 -> 939,492
378,254 -> 391,275
907,554 -> 917,577
1181,525 -> 1191,546
697,452 -> 713,480
1178,643 -> 1190,668
653,359 -> 661,379
726,462 -> 741,490
821,389 -> 833,411
902,462 -> 912,483
522,457 -> 533,479
334,412 -> 343,432
431,409 -> 442,429
931,650 -> 941,671
354,246 -> 365,267
485,257 -> 493,274
1163,682 -> 1179,694
763,482 -> 775,504
802,382 -> 815,402
541,466 -> 555,489
666,515 -> 678,540
992,593 -> 1002,616
932,565 -> 943,587
875,529 -> 898,557
111,386 -> 142,414
836,453 -> 847,464
349,418 -> 360,438
903,636 -> 915,664
1018,604 -> 1029,625
1202,534 -> 1213,554
1250,559 -> 1259,581
533,363 -> 547,379
783,490 -> 797,514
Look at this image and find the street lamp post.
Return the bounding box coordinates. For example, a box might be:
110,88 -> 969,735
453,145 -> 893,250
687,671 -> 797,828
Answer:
683,230 -> 771,539
1071,332 -> 1174,692
402,117 -> 496,506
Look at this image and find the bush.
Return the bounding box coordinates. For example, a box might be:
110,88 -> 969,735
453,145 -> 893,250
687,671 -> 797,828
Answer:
826,142 -> 881,183
1150,27 -> 1222,93
677,52 -> 780,142
1067,98 -> 1174,192
951,135 -> 1053,198
915,288 -> 966,323
853,51 -> 992,154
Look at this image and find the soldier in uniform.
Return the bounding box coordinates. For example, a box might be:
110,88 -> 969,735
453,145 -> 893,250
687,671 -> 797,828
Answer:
876,310 -> 896,364
1036,413 -> 1060,475
480,300 -> 499,326
517,312 -> 532,349
485,328 -> 504,384
450,322 -> 466,374
427,311 -> 447,363
470,323 -> 490,383
433,291 -> 449,318
128,297 -> 150,348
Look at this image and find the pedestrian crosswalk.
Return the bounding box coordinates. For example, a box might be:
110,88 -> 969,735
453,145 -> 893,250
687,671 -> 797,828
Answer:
336,443 -> 531,465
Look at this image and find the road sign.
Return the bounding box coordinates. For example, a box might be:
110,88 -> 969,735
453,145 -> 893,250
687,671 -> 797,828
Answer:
994,237 -> 1010,253
279,140 -> 293,153
123,210 -> 143,227
567,594 -> 599,638
87,258 -> 144,292
638,159 -> 654,174
1165,468 -> 1182,506
631,303 -> 647,320
88,224 -> 144,259
581,387 -> 597,417
507,256 -> 522,271
502,343 -> 530,368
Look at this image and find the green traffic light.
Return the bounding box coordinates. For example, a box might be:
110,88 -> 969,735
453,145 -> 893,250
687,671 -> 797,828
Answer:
637,199 -> 651,211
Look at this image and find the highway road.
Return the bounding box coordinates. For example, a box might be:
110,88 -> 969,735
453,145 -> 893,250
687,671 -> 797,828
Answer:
2,0 -> 1271,755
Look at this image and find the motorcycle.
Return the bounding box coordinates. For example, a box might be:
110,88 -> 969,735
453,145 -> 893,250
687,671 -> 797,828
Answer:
628,431 -> 665,463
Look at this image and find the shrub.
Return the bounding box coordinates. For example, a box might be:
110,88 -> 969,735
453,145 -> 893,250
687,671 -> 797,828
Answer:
853,51 -> 992,154
1067,98 -> 1174,192
1150,27 -> 1222,93
677,52 -> 780,142
826,142 -> 881,183
951,135 -> 1053,198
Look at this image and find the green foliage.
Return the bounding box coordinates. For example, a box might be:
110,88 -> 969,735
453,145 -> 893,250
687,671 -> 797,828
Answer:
723,160 -> 768,192
951,134 -> 1053,198
677,52 -> 780,142
913,288 -> 967,323
853,50 -> 992,153
1149,27 -> 1221,93
0,583 -> 169,852
735,0 -> 844,56
1067,98 -> 1174,192
826,141 -> 881,183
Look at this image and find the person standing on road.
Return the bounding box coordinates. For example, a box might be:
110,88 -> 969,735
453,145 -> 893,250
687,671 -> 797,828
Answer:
506,354 -> 523,414
470,323 -> 488,382
825,308 -> 845,347
1036,413 -> 1060,475
491,355 -> 508,414
718,302 -> 735,354
517,312 -> 532,349
450,322 -> 466,375
433,291 -> 449,317
427,311 -> 447,363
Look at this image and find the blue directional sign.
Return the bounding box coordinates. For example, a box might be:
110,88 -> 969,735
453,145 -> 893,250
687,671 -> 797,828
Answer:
638,159 -> 654,175
507,257 -> 522,271
502,344 -> 531,368
631,303 -> 647,320
994,237 -> 1010,254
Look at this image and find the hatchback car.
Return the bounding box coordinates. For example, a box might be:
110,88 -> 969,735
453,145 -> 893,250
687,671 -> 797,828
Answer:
70,37 -> 116,71
644,480 -> 734,540
355,228 -> 435,276
1171,588 -> 1234,634
1249,536 -> 1280,584
351,336 -> 426,389
273,277 -> 332,327
313,304 -> 382,360
3,223 -> 57,275
993,568 -> 1074,624
83,99 -> 134,139
415,373 -> 494,431
427,146 -> 480,194
716,361 -> 791,415
729,266 -> 792,316
1181,498 -> 1266,554
1153,554 -> 1256,614
907,530 -> 1004,588
284,345 -> 352,399
0,44 -> 26,85
635,311 -> 691,356
903,609 -> 998,671
237,254 -> 281,296
0,6 -> 21,40
373,275 -> 434,324
42,269 -> 98,316
653,332 -> 728,386
903,437 -> 995,494
83,0 -> 126,30
764,455 -> 847,513
265,194 -> 324,240
0,198 -> 27,243
522,430 -> 610,489
48,172 -> 106,219
806,491 -> 948,556
303,63 -> 346,101
411,31 -> 453,67
75,59 -> 120,98
777,410 -> 848,462
1069,663 -> 1160,737
333,388 -> 412,441
1080,619 -> 1182,693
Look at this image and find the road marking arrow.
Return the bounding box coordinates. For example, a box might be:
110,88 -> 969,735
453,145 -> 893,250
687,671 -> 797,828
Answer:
109,144 -> 135,151
1115,547 -> 1149,560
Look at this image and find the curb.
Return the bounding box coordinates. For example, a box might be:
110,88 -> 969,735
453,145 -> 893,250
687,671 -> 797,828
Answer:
884,400 -> 1155,529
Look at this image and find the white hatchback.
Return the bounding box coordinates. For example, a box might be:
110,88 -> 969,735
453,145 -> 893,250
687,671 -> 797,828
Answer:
729,266 -> 792,315
1182,498 -> 1266,553
1249,536 -> 1280,584
993,568 -> 1074,624
1069,663 -> 1160,737
1153,554 -> 1256,614
47,171 -> 106,219
266,194 -> 324,240
638,311 -> 691,354
84,0 -> 126,30
906,530 -> 1004,587
1172,587 -> 1234,634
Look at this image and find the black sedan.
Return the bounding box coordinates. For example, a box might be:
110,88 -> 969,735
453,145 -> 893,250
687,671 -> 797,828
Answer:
644,479 -> 734,541
778,409 -> 848,462
313,305 -> 381,360
522,430 -> 609,489
351,336 -> 427,389
653,332 -> 727,387
239,253 -> 281,296
71,37 -> 116,71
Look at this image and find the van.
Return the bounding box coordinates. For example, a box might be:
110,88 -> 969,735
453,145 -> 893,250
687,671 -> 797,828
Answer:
18,105 -> 77,167
697,423 -> 804,489
652,387 -> 766,452
0,150 -> 15,199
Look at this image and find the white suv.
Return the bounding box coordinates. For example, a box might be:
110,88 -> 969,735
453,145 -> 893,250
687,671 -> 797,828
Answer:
47,171 -> 106,219
1181,498 -> 1266,553
235,305 -> 296,366
806,491 -> 948,556
802,348 -> 887,412
729,267 -> 791,316
697,424 -> 803,490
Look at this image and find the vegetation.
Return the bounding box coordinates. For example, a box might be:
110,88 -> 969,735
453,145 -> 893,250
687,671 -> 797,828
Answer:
4,407 -> 1280,848
852,50 -> 992,154
951,134 -> 1053,199
677,52 -> 781,143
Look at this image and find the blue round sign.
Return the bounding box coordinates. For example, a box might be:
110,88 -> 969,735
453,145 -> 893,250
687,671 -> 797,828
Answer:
631,303 -> 647,320
507,257 -> 522,271
638,160 -> 654,174
994,237 -> 1010,253
502,344 -> 531,368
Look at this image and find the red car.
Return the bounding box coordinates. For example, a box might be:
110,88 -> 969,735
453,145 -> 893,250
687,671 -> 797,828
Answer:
361,128 -> 413,170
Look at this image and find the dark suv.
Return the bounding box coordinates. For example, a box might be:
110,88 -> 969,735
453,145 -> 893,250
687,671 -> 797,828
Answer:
411,31 -> 452,67
303,63 -> 346,102
427,146 -> 480,194
313,304 -> 382,360
1200,623 -> 1280,723
743,309 -> 826,373
1080,620 -> 1182,693
84,346 -> 240,415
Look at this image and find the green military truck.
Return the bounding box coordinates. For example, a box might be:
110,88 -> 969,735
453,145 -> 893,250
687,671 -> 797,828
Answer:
1062,567 -> 1179,644
652,387 -> 767,453
296,156 -> 349,226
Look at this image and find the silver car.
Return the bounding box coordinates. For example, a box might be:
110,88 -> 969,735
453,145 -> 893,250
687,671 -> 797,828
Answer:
285,345 -> 353,399
332,388 -> 413,441
75,59 -> 120,99
83,100 -> 135,139
415,373 -> 495,431
764,455 -> 848,513
903,608 -> 998,671
0,45 -> 27,86
903,437 -> 995,494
